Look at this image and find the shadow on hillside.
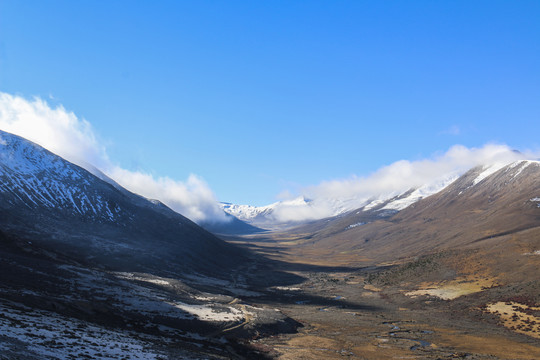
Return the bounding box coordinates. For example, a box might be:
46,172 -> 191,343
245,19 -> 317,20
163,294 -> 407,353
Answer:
0,233 -> 280,359
0,229 -> 384,359
213,237 -> 386,311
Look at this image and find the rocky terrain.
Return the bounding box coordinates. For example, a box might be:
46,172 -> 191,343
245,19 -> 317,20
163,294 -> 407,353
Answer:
0,131 -> 299,359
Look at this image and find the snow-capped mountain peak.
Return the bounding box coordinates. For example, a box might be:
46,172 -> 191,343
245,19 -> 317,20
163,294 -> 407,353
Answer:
0,130 -> 125,221
221,159 -> 540,230
221,196 -> 309,221
0,129 -> 241,276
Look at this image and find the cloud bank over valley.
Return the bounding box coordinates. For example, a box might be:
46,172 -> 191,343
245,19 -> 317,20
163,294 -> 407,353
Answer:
1,92 -> 538,224
270,144 -> 534,223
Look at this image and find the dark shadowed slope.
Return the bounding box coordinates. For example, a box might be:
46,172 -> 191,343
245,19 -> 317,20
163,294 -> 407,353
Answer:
0,129 -> 247,277
201,213 -> 266,235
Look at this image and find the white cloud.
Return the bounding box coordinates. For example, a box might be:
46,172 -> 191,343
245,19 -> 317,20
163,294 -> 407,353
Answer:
307,144 -> 524,199
0,93 -> 108,169
0,92 -> 227,223
269,144 -> 538,223
108,168 -> 227,222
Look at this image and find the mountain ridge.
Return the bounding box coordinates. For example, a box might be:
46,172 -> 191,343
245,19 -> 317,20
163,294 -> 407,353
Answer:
0,129 -> 245,276
280,160 -> 540,265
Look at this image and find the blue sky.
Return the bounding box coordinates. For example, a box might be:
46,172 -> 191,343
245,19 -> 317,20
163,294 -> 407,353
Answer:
1,1 -> 539,206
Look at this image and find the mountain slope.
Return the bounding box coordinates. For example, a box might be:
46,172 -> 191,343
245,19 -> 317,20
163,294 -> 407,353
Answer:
200,212 -> 266,235
0,130 -> 245,276
221,172 -> 460,230
0,130 -> 303,359
285,161 -> 540,265
81,161 -> 264,236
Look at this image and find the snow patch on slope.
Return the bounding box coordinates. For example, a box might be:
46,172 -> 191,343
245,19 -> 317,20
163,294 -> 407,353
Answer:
474,160 -> 540,186
347,222 -> 366,229
382,173 -> 459,211
362,198 -> 387,211
473,164 -> 505,185
508,160 -> 540,178
0,302 -> 165,360
0,130 -> 124,221
168,301 -> 245,322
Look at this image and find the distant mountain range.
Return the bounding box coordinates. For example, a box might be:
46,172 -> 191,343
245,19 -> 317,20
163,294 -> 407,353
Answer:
285,160 -> 540,266
220,197 -> 313,230
219,168 -> 491,231
3,127 -> 537,244
3,127 -> 539,267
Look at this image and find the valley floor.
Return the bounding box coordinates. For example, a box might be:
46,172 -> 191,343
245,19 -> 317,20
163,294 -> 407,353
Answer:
225,233 -> 540,360
1,230 -> 539,359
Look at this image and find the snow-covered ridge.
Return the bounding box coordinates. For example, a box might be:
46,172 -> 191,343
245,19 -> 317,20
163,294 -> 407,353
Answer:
222,159 -> 540,228
0,130 -> 123,221
381,173 -> 460,211
220,196 -> 311,222
507,160 -> 540,178
473,160 -> 540,186
6,127 -> 538,230
473,164 -> 505,186
365,160 -> 539,213
222,173 -> 461,226
220,202 -> 273,222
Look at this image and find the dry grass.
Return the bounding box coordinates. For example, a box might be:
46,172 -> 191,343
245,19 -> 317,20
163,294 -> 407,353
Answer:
404,275 -> 500,300
485,301 -> 540,339
433,326 -> 540,359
